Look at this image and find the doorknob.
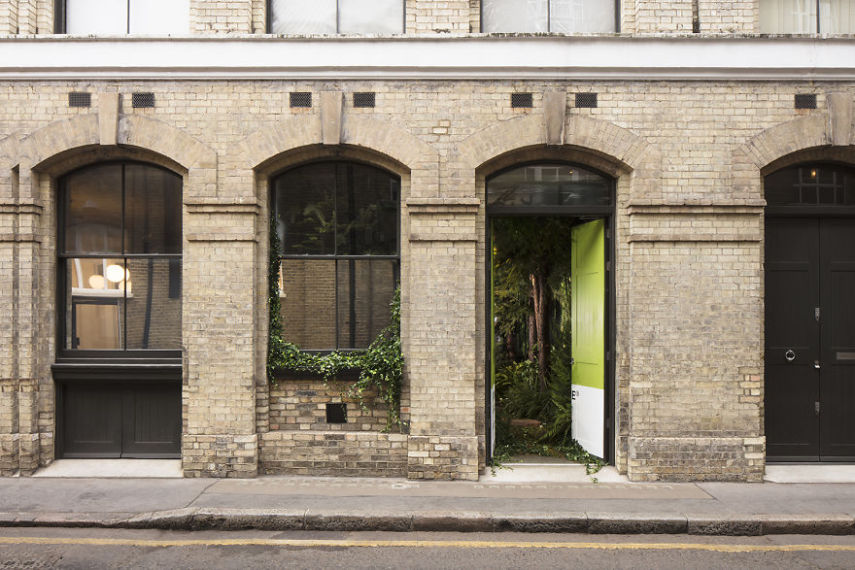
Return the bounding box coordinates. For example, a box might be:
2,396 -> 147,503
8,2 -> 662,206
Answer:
814,360 -> 821,370
785,349 -> 796,362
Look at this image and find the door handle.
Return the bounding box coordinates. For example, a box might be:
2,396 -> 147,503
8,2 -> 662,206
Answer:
814,360 -> 821,370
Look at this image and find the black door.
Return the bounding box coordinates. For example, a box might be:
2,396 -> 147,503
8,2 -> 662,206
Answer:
56,368 -> 182,459
766,217 -> 855,461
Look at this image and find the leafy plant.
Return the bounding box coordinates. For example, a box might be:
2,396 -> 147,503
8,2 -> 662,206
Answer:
267,217 -> 403,429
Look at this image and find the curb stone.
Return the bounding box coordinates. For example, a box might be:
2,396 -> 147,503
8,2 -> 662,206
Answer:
2,510 -> 855,535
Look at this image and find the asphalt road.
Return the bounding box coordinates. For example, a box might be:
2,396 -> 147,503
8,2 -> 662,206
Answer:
3,528 -> 855,569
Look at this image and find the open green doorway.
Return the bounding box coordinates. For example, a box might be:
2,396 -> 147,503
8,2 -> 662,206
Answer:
485,162 -> 614,466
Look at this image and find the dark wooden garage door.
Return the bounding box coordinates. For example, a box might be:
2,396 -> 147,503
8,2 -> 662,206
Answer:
766,217 -> 855,461
55,366 -> 181,459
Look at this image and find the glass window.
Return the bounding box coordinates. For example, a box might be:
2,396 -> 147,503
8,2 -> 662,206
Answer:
63,0 -> 190,34
60,163 -> 182,354
487,163 -> 612,208
482,0 -> 616,33
273,161 -> 400,350
270,0 -> 404,34
765,163 -> 855,206
760,0 -> 855,33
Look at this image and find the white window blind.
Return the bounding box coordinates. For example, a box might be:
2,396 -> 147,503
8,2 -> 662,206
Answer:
65,0 -> 189,34
66,0 -> 127,34
482,0 -> 615,33
820,0 -> 855,33
270,0 -> 404,34
759,0 -> 817,32
129,0 -> 190,34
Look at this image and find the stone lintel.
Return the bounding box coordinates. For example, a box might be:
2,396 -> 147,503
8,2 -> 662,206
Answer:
827,92 -> 853,147
320,91 -> 343,146
98,92 -> 120,146
544,90 -> 566,146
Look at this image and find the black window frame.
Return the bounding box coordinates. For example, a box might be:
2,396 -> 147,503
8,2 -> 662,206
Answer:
480,0 -> 621,34
271,159 -> 401,353
57,160 -> 183,363
765,161 -> 855,217
266,0 -> 407,34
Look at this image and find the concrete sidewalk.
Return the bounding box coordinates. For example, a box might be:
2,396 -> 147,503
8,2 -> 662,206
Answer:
4,463 -> 855,536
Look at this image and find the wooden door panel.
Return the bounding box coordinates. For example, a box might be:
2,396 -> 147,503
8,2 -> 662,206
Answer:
765,218 -> 820,460
61,384 -> 123,458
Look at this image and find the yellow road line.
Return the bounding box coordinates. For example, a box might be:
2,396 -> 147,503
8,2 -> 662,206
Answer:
2,537 -> 855,553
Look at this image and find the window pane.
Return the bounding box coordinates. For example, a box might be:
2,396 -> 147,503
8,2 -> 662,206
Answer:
550,0 -> 615,33
64,164 -> 123,255
765,164 -> 855,206
124,258 -> 182,349
487,164 -> 612,207
759,0 -> 817,33
129,0 -> 190,34
125,164 -> 182,254
821,0 -> 855,33
336,259 -> 396,349
275,164 -> 338,255
339,0 -> 404,34
280,260 -> 337,349
482,0 -> 548,32
67,257 -> 125,349
270,0 -> 337,33
336,163 -> 399,255
66,0 -> 128,34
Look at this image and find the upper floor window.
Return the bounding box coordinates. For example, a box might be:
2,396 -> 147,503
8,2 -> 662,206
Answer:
760,0 -> 855,33
272,161 -> 400,351
482,0 -> 617,33
59,162 -> 182,357
57,0 -> 190,34
270,0 -> 404,34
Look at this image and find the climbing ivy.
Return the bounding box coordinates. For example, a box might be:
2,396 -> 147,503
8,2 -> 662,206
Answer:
267,216 -> 403,429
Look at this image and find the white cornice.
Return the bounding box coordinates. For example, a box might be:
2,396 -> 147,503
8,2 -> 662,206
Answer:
0,35 -> 854,81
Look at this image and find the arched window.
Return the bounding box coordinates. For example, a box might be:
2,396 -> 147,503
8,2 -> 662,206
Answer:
272,161 -> 400,350
765,163 -> 855,208
58,162 -> 182,357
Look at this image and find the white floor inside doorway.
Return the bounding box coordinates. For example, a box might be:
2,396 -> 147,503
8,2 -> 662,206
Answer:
33,459 -> 182,478
765,465 -> 855,483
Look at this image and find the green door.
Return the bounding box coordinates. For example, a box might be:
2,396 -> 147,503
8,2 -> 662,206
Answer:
571,219 -> 606,458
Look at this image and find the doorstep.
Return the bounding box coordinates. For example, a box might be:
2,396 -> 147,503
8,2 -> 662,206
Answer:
32,459 -> 183,478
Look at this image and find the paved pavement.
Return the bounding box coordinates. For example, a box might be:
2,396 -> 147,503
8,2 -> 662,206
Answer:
5,462 -> 855,536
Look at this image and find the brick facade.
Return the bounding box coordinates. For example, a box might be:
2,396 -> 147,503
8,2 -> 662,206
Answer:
0,1 -> 852,482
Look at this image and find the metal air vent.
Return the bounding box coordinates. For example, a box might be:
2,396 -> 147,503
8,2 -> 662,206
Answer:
511,93 -> 533,108
68,92 -> 91,108
795,94 -> 817,109
132,92 -> 155,108
290,92 -> 312,108
353,92 -> 376,108
575,93 -> 598,108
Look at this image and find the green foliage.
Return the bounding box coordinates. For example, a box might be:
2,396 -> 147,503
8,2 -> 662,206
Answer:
267,219 -> 403,429
495,360 -> 549,420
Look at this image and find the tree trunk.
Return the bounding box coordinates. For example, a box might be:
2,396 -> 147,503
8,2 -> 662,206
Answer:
530,272 -> 550,392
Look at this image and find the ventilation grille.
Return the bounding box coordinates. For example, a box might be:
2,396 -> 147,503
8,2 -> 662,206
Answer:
795,94 -> 817,109
353,92 -> 376,108
290,92 -> 312,108
326,403 -> 347,424
68,92 -> 91,108
575,93 -> 598,108
511,93 -> 533,108
132,92 -> 155,108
